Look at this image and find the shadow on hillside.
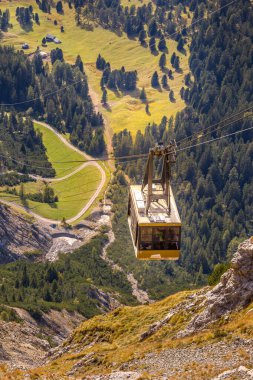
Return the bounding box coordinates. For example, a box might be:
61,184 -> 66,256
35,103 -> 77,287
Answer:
121,88 -> 141,100
102,103 -> 112,112
151,49 -> 159,56
21,23 -> 34,32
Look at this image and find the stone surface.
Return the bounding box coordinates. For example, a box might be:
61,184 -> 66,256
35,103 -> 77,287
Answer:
0,203 -> 52,262
181,239 -> 253,336
0,307 -> 84,369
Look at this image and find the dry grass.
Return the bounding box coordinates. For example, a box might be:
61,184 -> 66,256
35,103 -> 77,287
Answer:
2,291 -> 253,378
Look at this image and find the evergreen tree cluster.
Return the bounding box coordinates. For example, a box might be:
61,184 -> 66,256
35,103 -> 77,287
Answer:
20,183 -> 58,204
0,9 -> 10,31
97,54 -> 137,92
0,46 -> 105,156
36,0 -> 51,14
0,235 -> 136,318
0,112 -> 55,177
0,173 -> 35,187
112,0 -> 253,279
71,0 -> 196,44
16,6 -> 34,27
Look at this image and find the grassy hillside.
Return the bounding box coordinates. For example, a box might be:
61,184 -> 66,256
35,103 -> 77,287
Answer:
0,0 -> 190,137
34,122 -> 85,178
0,165 -> 101,220
6,290 -> 252,379
0,119 -> 104,221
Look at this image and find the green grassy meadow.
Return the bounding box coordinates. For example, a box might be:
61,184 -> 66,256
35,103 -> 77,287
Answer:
0,165 -> 101,220
0,0 -> 190,137
0,120 -> 103,221
34,122 -> 84,178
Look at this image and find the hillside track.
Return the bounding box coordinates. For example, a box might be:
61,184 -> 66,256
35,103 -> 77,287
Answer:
1,121 -> 106,224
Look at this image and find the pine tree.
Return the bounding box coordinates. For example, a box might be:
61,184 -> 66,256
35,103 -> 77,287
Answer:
169,89 -> 175,102
149,36 -> 156,53
139,87 -> 147,102
96,54 -> 106,70
159,53 -> 166,69
174,56 -> 180,70
75,55 -> 84,73
161,74 -> 168,88
148,18 -> 157,36
19,183 -> 25,200
158,34 -> 167,51
101,88 -> 107,105
171,52 -> 176,65
21,266 -> 29,287
168,69 -> 173,79
180,86 -> 185,99
138,29 -> 147,45
34,13 -> 39,24
56,1 -> 63,14
151,71 -> 159,88
177,37 -> 185,52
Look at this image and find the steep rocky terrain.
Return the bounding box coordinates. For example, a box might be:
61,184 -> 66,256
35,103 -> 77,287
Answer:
0,203 -> 52,263
2,238 -> 251,379
0,307 -> 84,370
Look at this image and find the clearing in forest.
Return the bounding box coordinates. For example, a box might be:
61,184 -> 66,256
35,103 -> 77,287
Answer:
0,0 -> 190,137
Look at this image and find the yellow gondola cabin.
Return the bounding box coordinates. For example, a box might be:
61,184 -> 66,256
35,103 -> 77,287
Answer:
128,142 -> 181,260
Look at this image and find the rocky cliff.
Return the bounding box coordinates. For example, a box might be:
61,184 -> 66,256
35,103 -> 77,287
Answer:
0,203 -> 52,263
180,238 -> 253,336
0,307 -> 84,370
1,238 -> 253,379
24,238 -> 253,379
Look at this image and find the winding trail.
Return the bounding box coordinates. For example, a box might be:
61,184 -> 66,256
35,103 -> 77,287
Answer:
29,161 -> 93,183
1,121 -> 106,224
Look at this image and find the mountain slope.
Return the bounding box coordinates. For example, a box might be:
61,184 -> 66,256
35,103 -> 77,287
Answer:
0,202 -> 52,263
3,238 -> 251,379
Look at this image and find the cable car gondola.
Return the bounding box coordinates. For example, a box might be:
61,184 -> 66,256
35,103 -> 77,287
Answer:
128,141 -> 181,260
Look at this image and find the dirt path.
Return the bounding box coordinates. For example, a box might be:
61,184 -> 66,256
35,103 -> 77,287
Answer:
1,121 -> 106,224
30,161 -> 93,182
101,204 -> 152,304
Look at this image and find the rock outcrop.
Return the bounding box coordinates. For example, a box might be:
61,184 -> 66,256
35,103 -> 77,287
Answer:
0,307 -> 84,369
0,203 -> 52,262
182,238 -> 253,335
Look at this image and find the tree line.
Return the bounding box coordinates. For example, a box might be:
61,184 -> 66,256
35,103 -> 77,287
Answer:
96,54 -> 138,95
0,112 -> 55,177
16,6 -> 40,27
0,46 -> 105,156
73,0 -> 193,48
0,234 -> 136,318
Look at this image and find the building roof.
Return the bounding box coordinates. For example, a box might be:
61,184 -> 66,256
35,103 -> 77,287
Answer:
39,51 -> 48,58
130,185 -> 181,226
46,34 -> 55,39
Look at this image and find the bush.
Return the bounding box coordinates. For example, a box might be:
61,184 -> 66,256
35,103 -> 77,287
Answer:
208,263 -> 230,286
